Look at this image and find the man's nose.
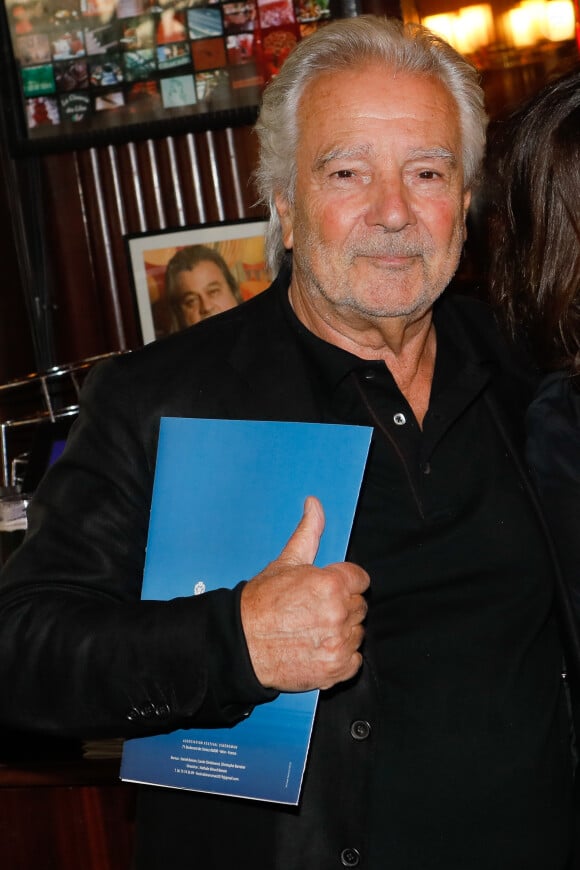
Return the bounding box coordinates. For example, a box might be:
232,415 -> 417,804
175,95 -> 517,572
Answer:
198,294 -> 212,314
366,174 -> 415,232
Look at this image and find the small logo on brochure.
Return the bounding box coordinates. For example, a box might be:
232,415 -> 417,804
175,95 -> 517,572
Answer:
193,581 -> 206,595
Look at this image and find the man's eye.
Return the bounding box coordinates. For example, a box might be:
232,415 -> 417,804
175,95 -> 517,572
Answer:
333,169 -> 355,179
418,170 -> 441,179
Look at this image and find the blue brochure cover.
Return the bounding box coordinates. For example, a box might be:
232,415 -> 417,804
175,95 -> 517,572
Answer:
120,417 -> 371,805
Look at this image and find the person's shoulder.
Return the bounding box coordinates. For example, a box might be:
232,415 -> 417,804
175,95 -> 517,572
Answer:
79,281 -> 287,424
442,291 -> 500,334
529,371 -> 580,425
442,291 -> 539,383
526,371 -> 580,484
103,282 -> 281,377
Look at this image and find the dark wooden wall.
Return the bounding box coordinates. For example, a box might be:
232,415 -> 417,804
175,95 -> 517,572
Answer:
0,124 -> 265,382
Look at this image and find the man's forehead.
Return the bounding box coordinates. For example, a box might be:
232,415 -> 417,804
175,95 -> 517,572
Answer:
300,61 -> 439,95
296,66 -> 461,161
298,63 -> 456,123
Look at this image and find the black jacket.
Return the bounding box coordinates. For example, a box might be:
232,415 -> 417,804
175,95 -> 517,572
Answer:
0,272 -> 577,869
527,373 -> 580,719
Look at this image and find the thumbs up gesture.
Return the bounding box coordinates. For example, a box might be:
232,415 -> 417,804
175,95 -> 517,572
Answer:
240,496 -> 369,693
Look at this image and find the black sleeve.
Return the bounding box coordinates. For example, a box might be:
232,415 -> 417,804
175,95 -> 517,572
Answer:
0,355 -> 276,739
525,373 -> 580,621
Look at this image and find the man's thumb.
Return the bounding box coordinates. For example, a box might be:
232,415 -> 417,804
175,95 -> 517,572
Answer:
277,496 -> 325,567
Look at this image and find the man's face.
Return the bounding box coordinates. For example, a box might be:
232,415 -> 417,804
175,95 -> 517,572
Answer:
276,64 -> 471,327
174,261 -> 238,327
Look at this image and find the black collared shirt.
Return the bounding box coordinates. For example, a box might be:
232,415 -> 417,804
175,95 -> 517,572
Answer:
282,290 -> 574,868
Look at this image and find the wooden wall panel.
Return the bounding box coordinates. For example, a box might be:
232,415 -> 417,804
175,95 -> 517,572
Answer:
0,783 -> 136,870
32,124 -> 266,368
0,151 -> 37,382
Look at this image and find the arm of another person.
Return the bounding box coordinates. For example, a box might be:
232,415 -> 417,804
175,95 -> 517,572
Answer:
526,372 -> 580,618
0,356 -> 368,739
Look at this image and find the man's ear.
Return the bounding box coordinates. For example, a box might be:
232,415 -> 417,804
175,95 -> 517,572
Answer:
275,194 -> 294,250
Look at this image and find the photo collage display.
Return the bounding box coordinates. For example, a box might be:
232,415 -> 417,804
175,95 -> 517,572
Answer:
4,0 -> 331,142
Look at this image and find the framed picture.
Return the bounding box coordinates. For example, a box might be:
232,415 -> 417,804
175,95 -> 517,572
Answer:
126,217 -> 271,344
0,0 -> 333,156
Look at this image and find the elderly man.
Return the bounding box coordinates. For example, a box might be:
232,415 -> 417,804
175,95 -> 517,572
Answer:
0,16 -> 575,870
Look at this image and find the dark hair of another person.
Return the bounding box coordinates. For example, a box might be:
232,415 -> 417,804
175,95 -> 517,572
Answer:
165,244 -> 242,331
486,67 -> 580,381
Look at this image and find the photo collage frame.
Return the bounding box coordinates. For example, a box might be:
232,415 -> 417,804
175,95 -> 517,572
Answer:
1,0 -> 332,152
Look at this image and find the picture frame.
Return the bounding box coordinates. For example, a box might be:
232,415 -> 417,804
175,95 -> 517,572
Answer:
0,0 -> 333,156
126,217 -> 271,344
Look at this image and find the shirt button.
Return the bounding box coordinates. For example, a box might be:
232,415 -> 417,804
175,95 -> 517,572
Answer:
340,847 -> 360,867
363,369 -> 376,381
350,720 -> 371,741
393,412 -> 406,425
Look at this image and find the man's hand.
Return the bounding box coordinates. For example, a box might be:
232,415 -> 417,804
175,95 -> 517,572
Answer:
240,496 -> 369,693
